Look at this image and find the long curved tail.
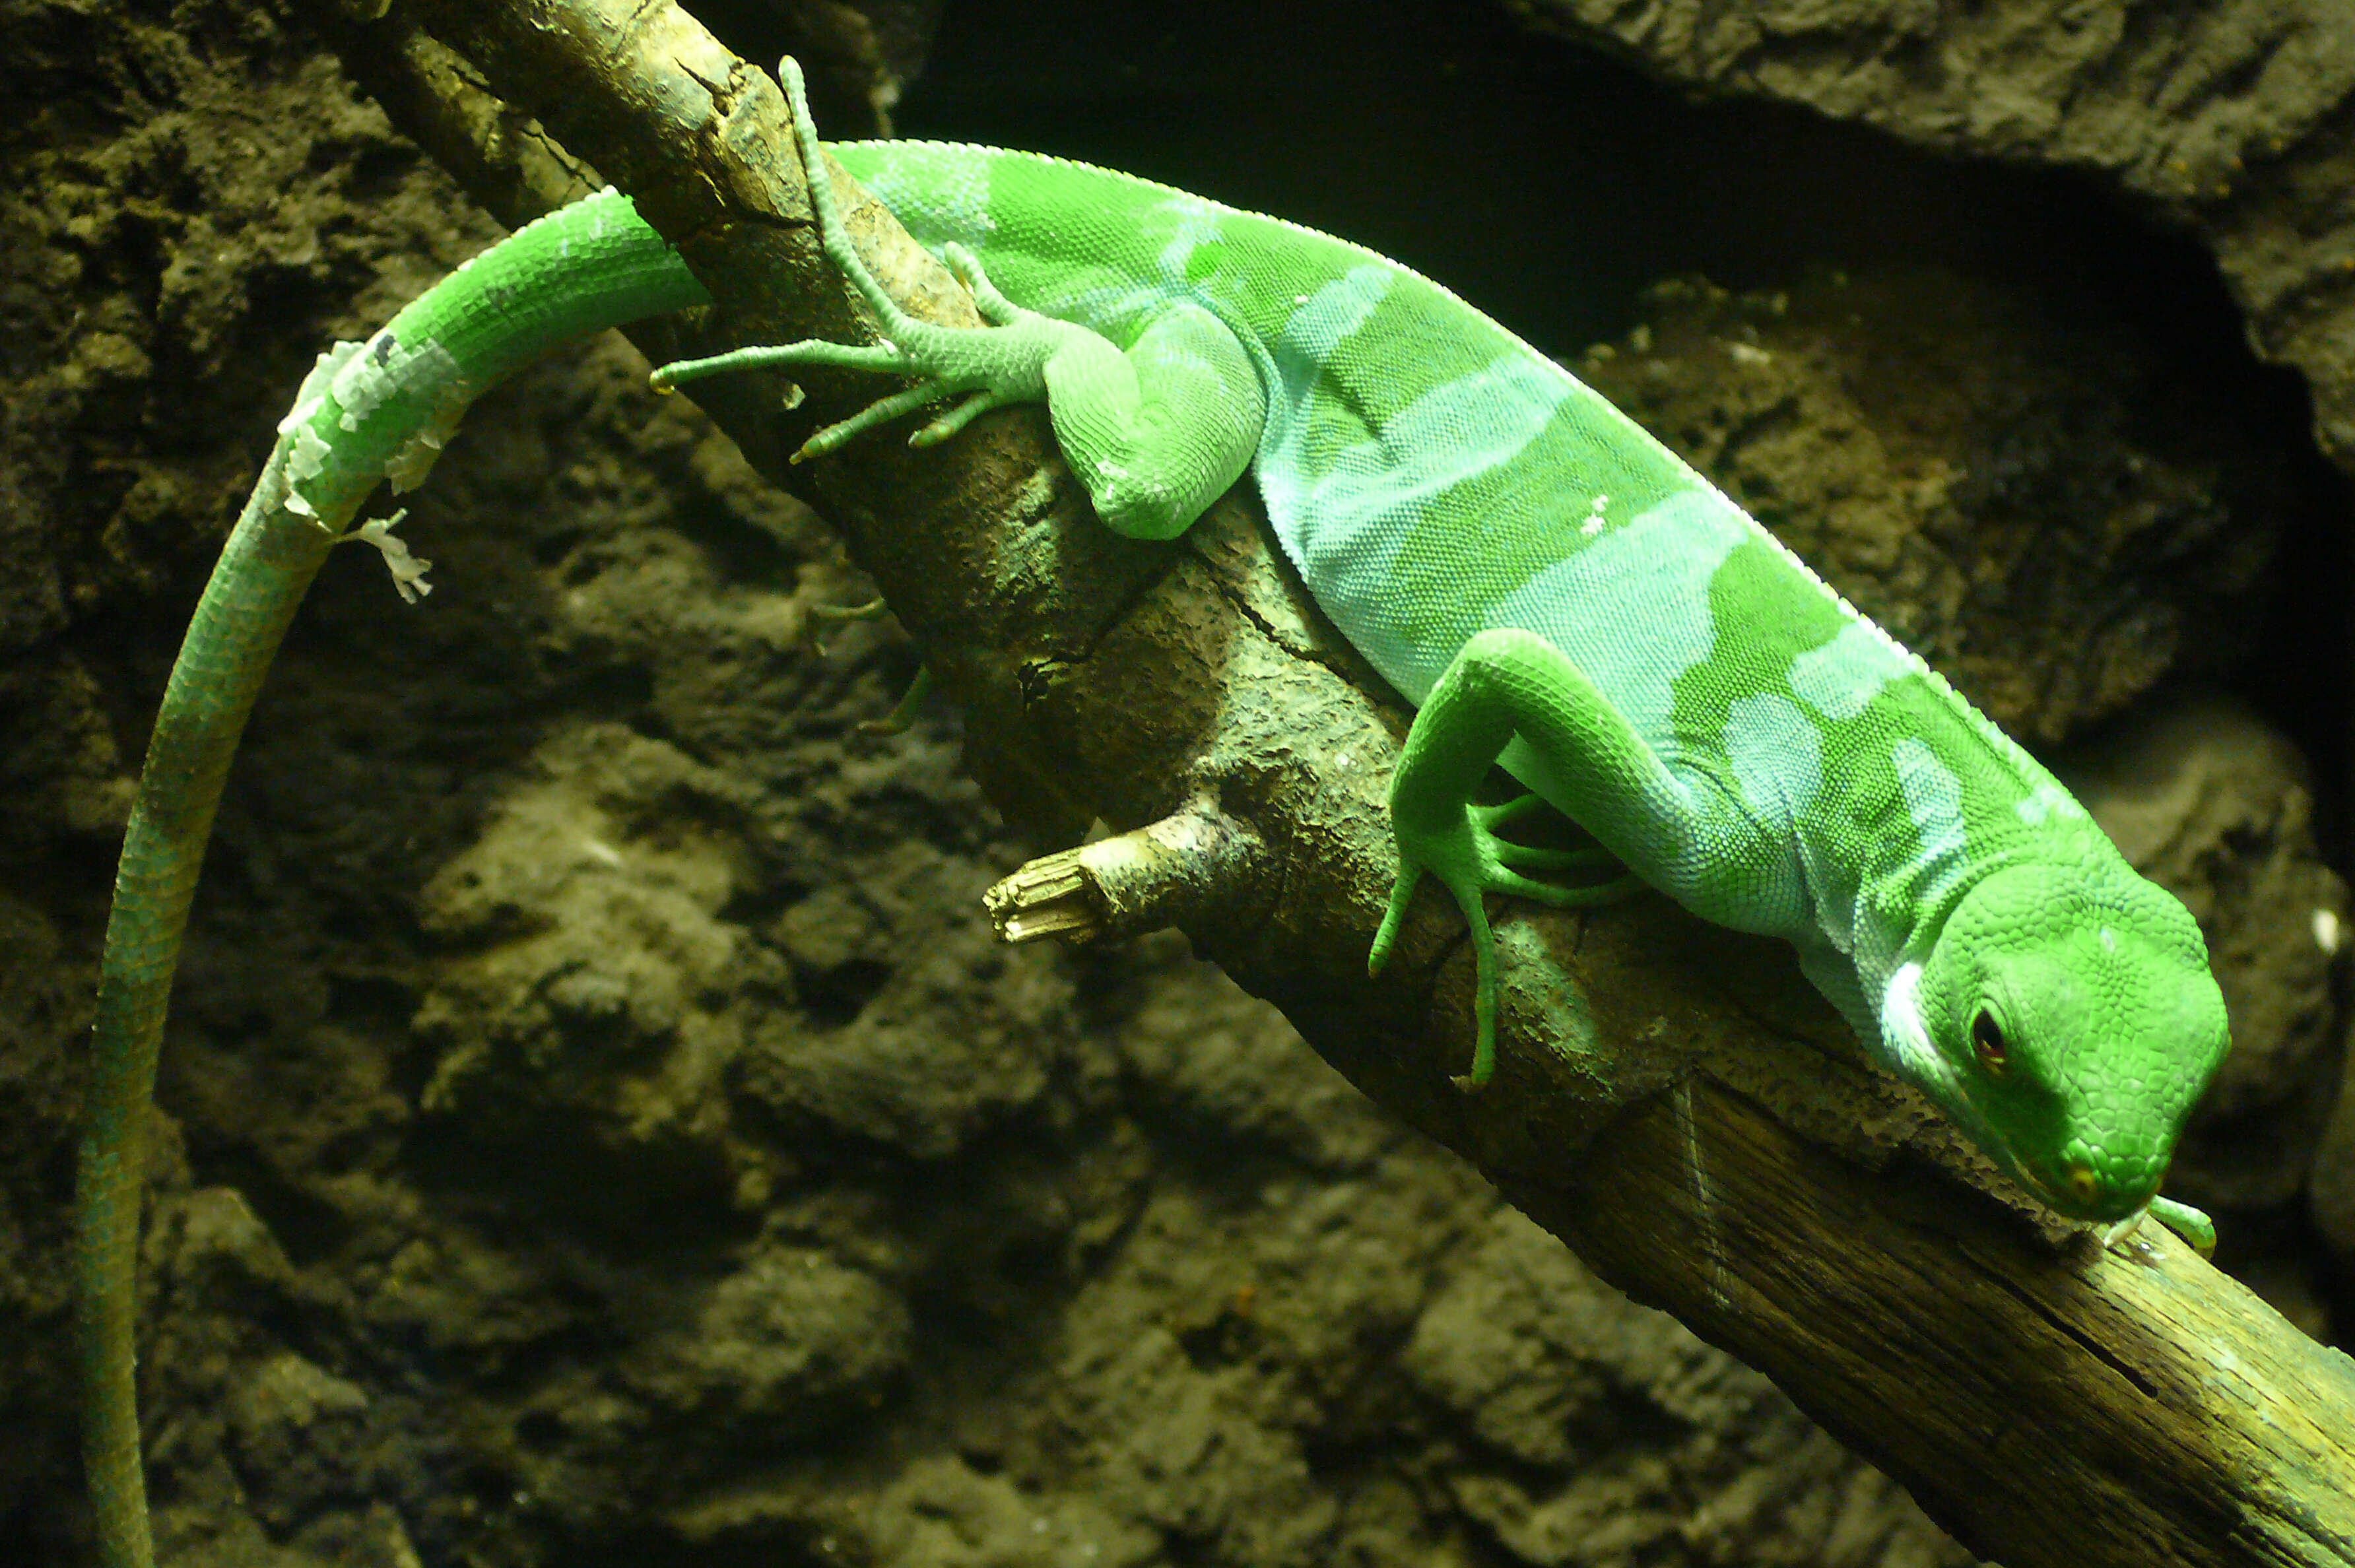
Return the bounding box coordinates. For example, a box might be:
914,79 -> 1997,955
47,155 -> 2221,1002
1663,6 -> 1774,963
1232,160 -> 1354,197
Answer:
78,187 -> 707,1568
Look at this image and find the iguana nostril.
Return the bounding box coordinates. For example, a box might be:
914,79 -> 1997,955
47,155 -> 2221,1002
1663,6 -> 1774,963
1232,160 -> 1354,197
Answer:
2069,1163 -> 2100,1204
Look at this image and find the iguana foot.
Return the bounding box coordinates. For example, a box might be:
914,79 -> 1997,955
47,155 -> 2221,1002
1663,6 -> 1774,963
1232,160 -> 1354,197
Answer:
2104,1195 -> 2215,1258
858,665 -> 935,735
647,59 -> 1075,465
1368,792 -> 1633,1090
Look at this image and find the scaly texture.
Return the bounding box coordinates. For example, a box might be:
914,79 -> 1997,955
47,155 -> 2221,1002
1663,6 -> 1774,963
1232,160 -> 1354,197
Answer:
90,54 -> 2233,1567
80,188 -> 706,1568
660,61 -> 2228,1237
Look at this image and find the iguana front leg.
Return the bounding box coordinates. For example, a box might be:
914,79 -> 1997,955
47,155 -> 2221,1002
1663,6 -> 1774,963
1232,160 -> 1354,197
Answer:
1369,626 -> 1742,1088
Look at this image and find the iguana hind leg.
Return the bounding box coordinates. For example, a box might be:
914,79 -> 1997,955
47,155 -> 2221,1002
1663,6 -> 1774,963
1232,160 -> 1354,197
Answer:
651,58 -> 1267,542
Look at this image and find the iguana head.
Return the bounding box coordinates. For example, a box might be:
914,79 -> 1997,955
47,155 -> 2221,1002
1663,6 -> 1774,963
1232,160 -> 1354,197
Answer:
1902,861 -> 2230,1223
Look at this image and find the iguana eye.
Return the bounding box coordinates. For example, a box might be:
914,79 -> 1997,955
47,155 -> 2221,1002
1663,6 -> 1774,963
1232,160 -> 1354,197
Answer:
1972,1008 -> 2009,1077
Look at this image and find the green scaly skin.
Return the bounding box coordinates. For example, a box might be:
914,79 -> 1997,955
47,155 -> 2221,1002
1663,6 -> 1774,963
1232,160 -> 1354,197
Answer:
79,432 -> 337,1568
661,60 -> 2228,1251
88,51 -> 2234,1567
79,189 -> 705,1568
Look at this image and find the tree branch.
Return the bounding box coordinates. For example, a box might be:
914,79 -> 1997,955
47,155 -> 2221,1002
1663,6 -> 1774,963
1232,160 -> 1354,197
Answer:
324,2 -> 2355,1563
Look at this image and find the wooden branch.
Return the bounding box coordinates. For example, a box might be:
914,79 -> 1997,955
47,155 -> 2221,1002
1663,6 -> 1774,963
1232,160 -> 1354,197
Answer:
339,3 -> 2355,1563
308,0 -> 592,231
1537,1080 -> 2355,1565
